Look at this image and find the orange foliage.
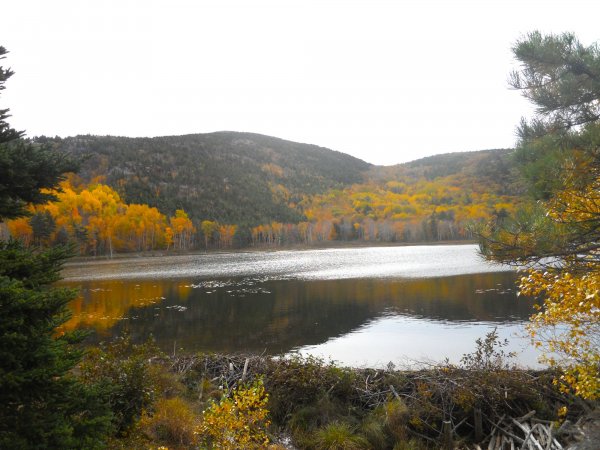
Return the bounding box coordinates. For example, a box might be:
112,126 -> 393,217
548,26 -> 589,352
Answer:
7,218 -> 33,245
5,181 -> 190,256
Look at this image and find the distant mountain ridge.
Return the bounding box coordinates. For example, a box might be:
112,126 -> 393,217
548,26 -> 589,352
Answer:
39,132 -> 521,229
369,148 -> 521,196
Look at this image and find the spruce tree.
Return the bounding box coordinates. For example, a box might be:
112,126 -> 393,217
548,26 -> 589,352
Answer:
0,46 -> 112,448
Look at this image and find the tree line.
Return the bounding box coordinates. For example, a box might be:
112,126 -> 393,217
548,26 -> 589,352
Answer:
2,177 -> 519,255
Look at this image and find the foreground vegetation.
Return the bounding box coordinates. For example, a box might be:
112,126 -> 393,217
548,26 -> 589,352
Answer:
74,334 -> 592,449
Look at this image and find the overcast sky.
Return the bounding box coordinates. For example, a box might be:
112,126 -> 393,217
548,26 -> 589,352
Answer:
2,0 -> 599,165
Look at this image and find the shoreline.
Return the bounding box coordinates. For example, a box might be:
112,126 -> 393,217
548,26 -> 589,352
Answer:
109,350 -> 588,450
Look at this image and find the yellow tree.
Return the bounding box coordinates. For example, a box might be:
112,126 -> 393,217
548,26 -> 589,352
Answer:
218,224 -> 237,248
119,203 -> 166,251
250,225 -> 260,245
196,380 -> 271,449
170,209 -> 195,250
51,182 -> 83,236
270,222 -> 283,245
200,220 -> 219,249
164,226 -> 174,251
78,185 -> 123,257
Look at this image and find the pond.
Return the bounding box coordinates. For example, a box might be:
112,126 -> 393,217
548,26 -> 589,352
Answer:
60,244 -> 542,367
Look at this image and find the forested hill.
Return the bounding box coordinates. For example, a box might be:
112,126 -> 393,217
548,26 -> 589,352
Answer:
25,132 -> 524,248
41,132 -> 371,226
369,149 -> 520,196
293,147 -> 523,244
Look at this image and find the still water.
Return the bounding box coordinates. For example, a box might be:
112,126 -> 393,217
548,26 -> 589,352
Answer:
60,245 -> 542,367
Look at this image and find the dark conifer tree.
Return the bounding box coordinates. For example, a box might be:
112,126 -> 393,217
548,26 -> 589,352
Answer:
0,46 -> 112,448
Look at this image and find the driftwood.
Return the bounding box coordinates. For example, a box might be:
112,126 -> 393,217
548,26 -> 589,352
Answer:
442,420 -> 453,450
477,412 -> 563,450
475,408 -> 484,441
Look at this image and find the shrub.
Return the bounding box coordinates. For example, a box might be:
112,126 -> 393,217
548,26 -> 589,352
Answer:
359,416 -> 388,449
79,336 -> 162,435
266,355 -> 358,426
460,327 -> 516,371
313,421 -> 369,450
139,397 -> 199,449
384,399 -> 410,441
196,378 -> 271,449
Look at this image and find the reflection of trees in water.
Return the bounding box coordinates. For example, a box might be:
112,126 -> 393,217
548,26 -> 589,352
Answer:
64,272 -> 539,354
61,281 -> 167,333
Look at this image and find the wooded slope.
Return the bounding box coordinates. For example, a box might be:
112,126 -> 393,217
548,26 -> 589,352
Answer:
41,132 -> 371,226
26,132 -> 524,248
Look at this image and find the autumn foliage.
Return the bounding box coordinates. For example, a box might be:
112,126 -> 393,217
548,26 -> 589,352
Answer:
2,181 -> 241,255
195,379 -> 271,449
2,164 -> 523,254
250,175 -> 520,246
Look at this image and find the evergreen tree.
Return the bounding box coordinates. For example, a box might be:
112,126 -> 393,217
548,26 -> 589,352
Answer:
30,210 -> 56,246
0,47 -> 23,145
0,46 -> 112,447
0,47 -> 76,220
480,32 -> 600,269
479,32 -> 600,399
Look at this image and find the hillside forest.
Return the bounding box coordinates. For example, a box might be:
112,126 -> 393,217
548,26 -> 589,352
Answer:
1,133 -> 523,255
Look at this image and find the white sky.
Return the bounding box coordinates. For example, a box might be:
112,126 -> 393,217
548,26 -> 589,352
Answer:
2,0 -> 599,165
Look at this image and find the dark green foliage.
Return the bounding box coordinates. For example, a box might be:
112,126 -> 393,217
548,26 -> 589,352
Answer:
54,226 -> 70,246
0,241 -> 113,449
510,31 -> 600,129
0,46 -> 23,144
79,336 -> 162,435
30,210 -> 56,245
0,140 -> 78,220
0,46 -> 111,448
509,31 -> 600,201
0,239 -> 71,286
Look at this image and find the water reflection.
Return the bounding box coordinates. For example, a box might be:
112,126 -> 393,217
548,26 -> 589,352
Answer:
297,318 -> 540,368
61,271 -> 539,364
